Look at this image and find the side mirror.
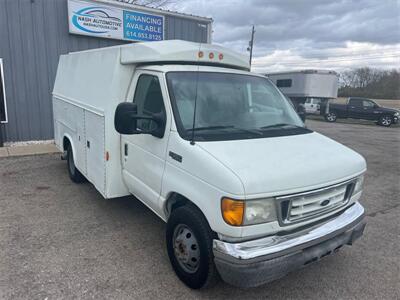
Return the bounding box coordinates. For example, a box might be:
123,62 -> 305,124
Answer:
297,103 -> 307,122
297,110 -> 306,122
114,102 -> 165,138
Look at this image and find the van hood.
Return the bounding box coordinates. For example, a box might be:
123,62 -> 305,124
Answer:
197,132 -> 366,196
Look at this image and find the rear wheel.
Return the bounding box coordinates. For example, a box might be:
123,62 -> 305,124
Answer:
166,204 -> 219,289
67,145 -> 86,183
378,115 -> 392,127
325,112 -> 337,122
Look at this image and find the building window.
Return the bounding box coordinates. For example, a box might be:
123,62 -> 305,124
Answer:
0,58 -> 8,123
276,79 -> 292,88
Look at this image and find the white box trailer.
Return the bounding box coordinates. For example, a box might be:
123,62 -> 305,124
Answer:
266,69 -> 338,99
52,41 -> 366,289
266,70 -> 338,115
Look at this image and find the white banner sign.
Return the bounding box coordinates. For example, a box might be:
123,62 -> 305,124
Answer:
68,0 -> 164,42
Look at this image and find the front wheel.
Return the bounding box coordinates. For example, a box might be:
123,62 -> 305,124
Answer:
378,115 -> 393,127
166,204 -> 219,289
325,112 -> 337,122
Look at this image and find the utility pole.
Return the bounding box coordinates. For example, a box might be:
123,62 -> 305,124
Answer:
247,25 -> 255,67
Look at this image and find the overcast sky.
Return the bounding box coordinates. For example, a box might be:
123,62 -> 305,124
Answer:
171,0 -> 400,72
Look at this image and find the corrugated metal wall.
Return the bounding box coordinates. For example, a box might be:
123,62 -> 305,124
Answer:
0,0 -> 210,142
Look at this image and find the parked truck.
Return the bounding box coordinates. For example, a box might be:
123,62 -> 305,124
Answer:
53,40 -> 366,289
325,97 -> 399,126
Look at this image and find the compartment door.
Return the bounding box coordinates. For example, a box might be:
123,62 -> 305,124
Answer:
85,111 -> 106,196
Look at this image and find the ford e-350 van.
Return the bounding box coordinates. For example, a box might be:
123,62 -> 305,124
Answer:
53,40 -> 366,289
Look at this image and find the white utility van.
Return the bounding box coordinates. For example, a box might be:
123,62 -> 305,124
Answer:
304,97 -> 322,114
53,40 -> 366,289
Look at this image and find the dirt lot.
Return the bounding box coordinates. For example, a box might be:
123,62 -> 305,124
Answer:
0,120 -> 399,299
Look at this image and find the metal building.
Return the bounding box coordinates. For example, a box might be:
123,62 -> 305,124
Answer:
0,0 -> 212,143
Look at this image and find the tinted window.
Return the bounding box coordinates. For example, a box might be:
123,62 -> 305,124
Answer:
349,98 -> 363,107
133,75 -> 165,130
311,98 -> 322,105
363,100 -> 375,108
276,79 -> 292,88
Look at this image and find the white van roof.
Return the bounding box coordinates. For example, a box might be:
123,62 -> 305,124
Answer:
71,40 -> 250,71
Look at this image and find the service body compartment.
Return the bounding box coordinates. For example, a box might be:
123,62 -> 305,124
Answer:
53,97 -> 87,174
85,111 -> 106,196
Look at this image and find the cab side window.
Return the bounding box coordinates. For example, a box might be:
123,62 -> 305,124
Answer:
363,100 -> 374,108
133,74 -> 166,131
349,98 -> 363,107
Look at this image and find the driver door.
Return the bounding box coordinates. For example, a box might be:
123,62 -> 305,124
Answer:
362,100 -> 376,120
121,72 -> 170,213
348,98 -> 364,119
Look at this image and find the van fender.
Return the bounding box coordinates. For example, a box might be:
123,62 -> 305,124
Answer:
62,133 -> 76,159
159,182 -> 242,236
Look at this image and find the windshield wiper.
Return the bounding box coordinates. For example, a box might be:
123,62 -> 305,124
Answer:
187,125 -> 235,132
260,123 -> 300,130
187,125 -> 263,135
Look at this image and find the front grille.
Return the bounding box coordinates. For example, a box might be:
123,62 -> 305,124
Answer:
278,180 -> 355,225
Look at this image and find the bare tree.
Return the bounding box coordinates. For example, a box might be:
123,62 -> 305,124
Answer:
338,67 -> 400,99
340,67 -> 383,88
114,0 -> 176,8
339,70 -> 357,87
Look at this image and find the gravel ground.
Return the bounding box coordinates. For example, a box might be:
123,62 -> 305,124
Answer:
0,120 -> 399,299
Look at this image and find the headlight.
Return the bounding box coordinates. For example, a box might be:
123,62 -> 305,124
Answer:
243,198 -> 277,225
353,175 -> 364,195
221,197 -> 277,226
394,112 -> 399,116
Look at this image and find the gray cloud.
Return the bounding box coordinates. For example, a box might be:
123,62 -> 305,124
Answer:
176,0 -> 400,71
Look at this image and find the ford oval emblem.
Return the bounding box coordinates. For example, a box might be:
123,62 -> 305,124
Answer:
321,199 -> 330,207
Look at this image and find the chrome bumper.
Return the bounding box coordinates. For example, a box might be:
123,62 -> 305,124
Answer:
213,202 -> 366,287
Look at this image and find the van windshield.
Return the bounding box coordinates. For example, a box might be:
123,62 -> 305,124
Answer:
166,72 -> 310,141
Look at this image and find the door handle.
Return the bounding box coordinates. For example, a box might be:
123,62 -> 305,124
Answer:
124,143 -> 128,156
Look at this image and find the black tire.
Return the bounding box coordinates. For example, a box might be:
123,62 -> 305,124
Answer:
378,115 -> 393,127
166,204 -> 219,289
325,112 -> 337,122
66,145 -> 86,183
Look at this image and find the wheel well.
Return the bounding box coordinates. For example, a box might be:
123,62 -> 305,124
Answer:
63,136 -> 71,152
165,193 -> 204,220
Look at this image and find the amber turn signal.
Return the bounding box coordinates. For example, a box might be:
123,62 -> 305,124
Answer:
221,198 -> 244,226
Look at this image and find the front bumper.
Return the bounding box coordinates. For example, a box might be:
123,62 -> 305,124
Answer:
213,202 -> 366,288
393,116 -> 398,124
